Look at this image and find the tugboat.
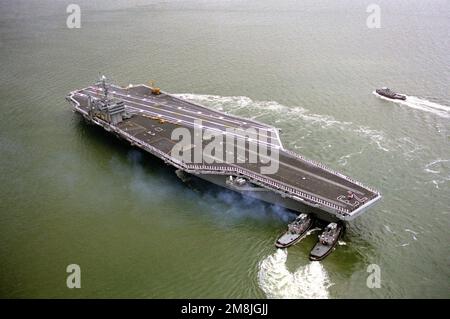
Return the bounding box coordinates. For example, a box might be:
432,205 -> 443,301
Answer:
275,213 -> 313,248
309,222 -> 344,261
375,87 -> 406,100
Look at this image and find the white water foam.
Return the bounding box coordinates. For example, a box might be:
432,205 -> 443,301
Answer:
424,160 -> 450,189
175,93 -> 348,127
424,159 -> 450,174
175,93 -> 391,152
373,92 -> 450,119
338,148 -> 366,166
405,229 -> 418,241
384,225 -> 395,234
257,249 -> 332,299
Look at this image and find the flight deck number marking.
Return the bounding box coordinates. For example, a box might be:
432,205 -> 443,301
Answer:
337,194 -> 368,207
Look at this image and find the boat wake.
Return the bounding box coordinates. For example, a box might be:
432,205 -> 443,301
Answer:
373,91 -> 450,118
176,93 -> 391,152
175,93 -> 349,127
257,249 -> 332,299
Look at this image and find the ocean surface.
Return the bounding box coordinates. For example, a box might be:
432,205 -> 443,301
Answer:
0,0 -> 449,298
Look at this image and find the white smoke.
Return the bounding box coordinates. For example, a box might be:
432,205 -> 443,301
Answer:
201,188 -> 296,224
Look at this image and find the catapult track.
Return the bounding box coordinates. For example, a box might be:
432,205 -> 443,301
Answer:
66,82 -> 381,221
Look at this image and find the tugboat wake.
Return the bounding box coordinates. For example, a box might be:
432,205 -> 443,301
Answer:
257,249 -> 332,299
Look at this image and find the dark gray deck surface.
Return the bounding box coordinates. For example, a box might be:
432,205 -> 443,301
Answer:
69,83 -> 380,216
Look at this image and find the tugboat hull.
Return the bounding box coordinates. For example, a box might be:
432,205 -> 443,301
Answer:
309,223 -> 344,261
275,233 -> 306,248
275,214 -> 313,248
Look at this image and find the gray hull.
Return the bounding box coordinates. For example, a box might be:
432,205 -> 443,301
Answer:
66,80 -> 381,223
309,226 -> 343,260
193,173 -> 339,222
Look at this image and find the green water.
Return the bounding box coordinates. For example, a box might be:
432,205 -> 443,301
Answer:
1,0 -> 449,298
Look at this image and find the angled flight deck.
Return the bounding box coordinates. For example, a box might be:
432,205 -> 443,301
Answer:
67,80 -> 381,222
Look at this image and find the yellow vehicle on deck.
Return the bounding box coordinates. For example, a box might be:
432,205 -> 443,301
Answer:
149,80 -> 161,95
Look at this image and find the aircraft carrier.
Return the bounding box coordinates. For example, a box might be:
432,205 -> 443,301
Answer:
66,77 -> 381,223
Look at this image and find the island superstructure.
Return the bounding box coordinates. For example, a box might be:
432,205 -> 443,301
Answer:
66,77 -> 381,222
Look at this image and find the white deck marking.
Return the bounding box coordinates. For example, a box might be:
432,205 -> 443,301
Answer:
81,89 -> 280,147
103,86 -> 272,130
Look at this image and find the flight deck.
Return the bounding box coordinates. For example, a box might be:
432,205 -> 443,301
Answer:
66,80 -> 381,222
